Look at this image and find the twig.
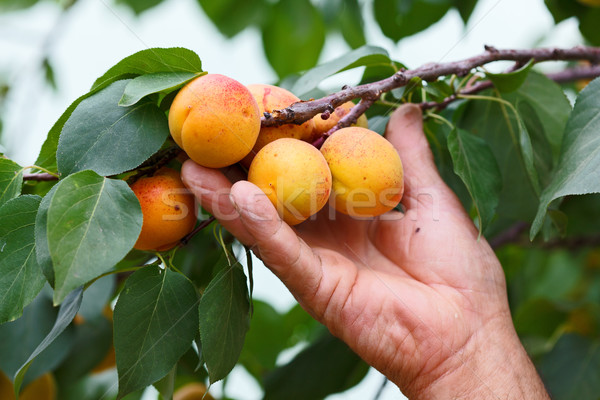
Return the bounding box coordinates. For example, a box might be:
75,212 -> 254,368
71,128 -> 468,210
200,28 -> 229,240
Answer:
312,97 -> 377,148
23,173 -> 59,181
126,145 -> 181,184
179,216 -> 217,247
490,222 -> 529,250
261,46 -> 600,127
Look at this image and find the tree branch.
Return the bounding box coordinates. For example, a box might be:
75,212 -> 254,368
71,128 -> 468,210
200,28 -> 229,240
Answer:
23,173 -> 59,181
261,46 -> 600,127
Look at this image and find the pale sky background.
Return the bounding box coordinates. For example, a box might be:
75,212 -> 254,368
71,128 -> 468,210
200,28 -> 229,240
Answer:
0,0 -> 583,399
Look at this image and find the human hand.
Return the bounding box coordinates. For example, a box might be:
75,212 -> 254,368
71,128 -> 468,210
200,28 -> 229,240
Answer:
181,104 -> 549,399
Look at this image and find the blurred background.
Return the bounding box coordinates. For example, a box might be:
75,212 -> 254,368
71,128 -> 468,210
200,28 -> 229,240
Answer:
0,0 -> 590,398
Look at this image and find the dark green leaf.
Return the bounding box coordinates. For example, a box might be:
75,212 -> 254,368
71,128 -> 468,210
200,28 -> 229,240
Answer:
116,0 -> 163,14
580,8 -> 600,45
531,78 -> 600,239
291,45 -> 390,97
47,171 -> 142,304
199,266 -> 250,383
57,79 -> 169,177
0,158 -> 23,207
262,0 -> 326,79
198,0 -> 266,37
338,0 -> 366,49
448,128 -> 502,234
119,71 -> 202,107
54,313 -> 112,384
263,331 -> 369,400
455,0 -> 477,23
0,195 -> 46,323
13,288 -> 82,393
538,333 -> 600,400
92,48 -> 203,91
373,0 -> 452,42
486,59 -> 534,93
34,184 -> 58,286
0,289 -> 75,387
114,266 -> 199,399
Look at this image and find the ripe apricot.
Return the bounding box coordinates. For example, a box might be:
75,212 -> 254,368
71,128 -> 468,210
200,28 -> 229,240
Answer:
241,84 -> 315,167
248,138 -> 332,225
308,101 -> 368,142
173,383 -> 214,400
320,127 -> 403,217
0,371 -> 56,400
130,167 -> 196,251
168,74 -> 261,168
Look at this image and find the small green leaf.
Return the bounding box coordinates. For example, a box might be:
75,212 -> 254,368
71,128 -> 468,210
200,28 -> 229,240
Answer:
448,128 -> 502,233
291,45 -> 390,98
262,0 -> 326,79
57,79 -> 169,177
13,288 -> 82,395
199,266 -> 250,383
338,0 -> 366,49
116,0 -> 163,14
538,333 -> 600,400
92,48 -> 203,91
263,331 -> 369,399
0,195 -> 46,323
486,59 -> 534,93
198,0 -> 266,38
47,171 -> 142,304
0,158 -> 23,208
455,0 -> 478,23
114,266 -> 199,399
119,71 -> 203,107
531,78 -> 600,239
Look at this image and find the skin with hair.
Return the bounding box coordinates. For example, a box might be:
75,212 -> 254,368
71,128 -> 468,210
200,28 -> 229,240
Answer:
181,104 -> 550,399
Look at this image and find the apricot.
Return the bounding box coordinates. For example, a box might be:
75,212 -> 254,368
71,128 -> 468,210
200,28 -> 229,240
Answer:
320,127 -> 403,217
174,383 -> 214,400
130,167 -> 197,251
241,84 -> 315,167
168,74 -> 261,168
248,138 -> 332,225
308,101 -> 368,142
0,371 -> 56,400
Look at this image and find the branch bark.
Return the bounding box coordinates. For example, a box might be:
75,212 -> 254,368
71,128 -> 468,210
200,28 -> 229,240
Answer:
23,173 -> 59,181
261,45 -> 600,129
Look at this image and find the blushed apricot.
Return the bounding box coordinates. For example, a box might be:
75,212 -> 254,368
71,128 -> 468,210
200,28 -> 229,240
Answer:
248,138 -> 331,225
169,74 -> 260,168
241,84 -> 315,167
320,127 -> 403,217
308,101 -> 368,142
130,167 -> 196,251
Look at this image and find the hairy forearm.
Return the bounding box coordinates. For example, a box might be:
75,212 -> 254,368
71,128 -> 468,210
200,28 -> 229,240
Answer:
406,318 -> 550,400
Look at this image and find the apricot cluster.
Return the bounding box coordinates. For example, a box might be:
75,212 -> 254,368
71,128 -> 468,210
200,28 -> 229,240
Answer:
163,73 -> 403,228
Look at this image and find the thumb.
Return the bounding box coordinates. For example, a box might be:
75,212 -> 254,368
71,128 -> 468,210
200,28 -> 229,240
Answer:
229,181 -> 322,298
385,104 -> 460,210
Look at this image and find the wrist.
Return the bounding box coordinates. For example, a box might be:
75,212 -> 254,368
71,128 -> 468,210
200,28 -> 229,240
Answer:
405,316 -> 550,400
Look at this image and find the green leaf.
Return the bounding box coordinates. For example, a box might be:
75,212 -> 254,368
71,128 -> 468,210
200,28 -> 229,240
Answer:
34,184 -> 58,286
92,48 -> 203,91
486,59 -> 534,93
538,333 -> 600,400
579,8 -> 600,45
0,158 -> 23,208
199,266 -> 250,383
198,0 -> 266,38
513,298 -> 568,338
263,331 -> 369,399
448,128 -> 502,234
0,289 -> 75,387
291,45 -> 391,97
0,195 -> 46,323
531,78 -> 600,239
337,0 -> 367,49
57,79 -> 169,177
0,0 -> 38,11
78,274 -> 115,321
455,0 -> 478,23
43,58 -> 57,90
262,0 -> 326,79
13,288 -> 82,394
119,71 -> 203,107
114,266 -> 199,399
373,0 -> 452,42
47,171 -> 142,304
